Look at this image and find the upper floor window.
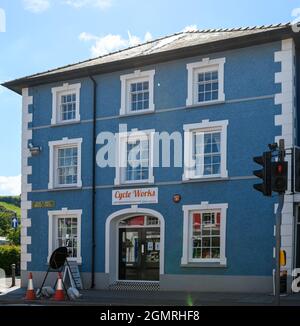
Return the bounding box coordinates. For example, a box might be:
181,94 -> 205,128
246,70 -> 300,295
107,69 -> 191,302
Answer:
57,147 -> 78,186
120,70 -> 155,115
126,137 -> 149,182
186,57 -> 225,106
51,83 -> 81,125
48,137 -> 82,189
183,119 -> 228,180
115,129 -> 154,185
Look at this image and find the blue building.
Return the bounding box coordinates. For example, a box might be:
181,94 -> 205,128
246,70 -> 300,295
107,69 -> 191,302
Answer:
3,24 -> 300,292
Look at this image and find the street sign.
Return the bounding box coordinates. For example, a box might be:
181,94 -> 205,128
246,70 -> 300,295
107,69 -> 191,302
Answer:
32,201 -> 55,208
11,216 -> 18,229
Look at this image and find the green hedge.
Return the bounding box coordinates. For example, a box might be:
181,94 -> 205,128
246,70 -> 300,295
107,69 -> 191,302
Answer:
0,245 -> 20,276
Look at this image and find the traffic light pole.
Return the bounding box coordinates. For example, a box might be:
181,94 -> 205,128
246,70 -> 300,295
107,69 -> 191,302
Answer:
275,193 -> 284,306
274,139 -> 285,306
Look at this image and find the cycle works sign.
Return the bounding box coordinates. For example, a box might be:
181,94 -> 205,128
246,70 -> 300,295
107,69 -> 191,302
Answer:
112,188 -> 158,205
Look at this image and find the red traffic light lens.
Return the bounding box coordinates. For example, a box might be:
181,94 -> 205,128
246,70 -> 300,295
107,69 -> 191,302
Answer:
277,164 -> 283,174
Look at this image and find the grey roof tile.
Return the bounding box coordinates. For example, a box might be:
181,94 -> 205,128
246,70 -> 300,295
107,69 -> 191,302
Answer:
2,23 -> 292,91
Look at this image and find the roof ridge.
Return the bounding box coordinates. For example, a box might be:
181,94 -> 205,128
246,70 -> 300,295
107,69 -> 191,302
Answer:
188,22 -> 290,33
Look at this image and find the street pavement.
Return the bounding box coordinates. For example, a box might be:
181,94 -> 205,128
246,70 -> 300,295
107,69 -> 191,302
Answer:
1,286 -> 300,306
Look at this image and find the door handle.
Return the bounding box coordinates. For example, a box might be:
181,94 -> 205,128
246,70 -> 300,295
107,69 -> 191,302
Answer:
141,244 -> 145,254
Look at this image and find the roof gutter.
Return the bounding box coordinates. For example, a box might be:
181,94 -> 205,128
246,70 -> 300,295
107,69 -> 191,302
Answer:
2,26 -> 296,94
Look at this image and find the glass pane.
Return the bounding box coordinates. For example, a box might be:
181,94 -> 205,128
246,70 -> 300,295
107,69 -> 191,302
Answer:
191,211 -> 221,260
205,92 -> 212,101
198,73 -> 204,82
212,82 -> 218,90
212,71 -> 218,80
212,91 -> 218,100
123,231 -> 139,263
204,72 -> 211,81
119,216 -> 145,226
198,93 -> 204,102
202,248 -> 211,259
131,83 -> 136,92
212,248 -> 220,258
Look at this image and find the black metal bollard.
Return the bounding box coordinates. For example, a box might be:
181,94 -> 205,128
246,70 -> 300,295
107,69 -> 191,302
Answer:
11,264 -> 16,287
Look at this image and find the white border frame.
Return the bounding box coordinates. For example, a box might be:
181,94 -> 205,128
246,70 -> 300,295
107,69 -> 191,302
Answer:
183,119 -> 228,180
114,129 -> 155,186
105,207 -> 165,284
181,202 -> 228,265
120,70 -> 155,115
21,88 -> 33,271
48,208 -> 82,264
51,83 -> 81,125
186,57 -> 225,106
48,137 -> 83,189
274,38 -> 296,275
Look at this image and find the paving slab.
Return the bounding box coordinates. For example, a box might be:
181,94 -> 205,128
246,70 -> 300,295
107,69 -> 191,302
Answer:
0,287 -> 300,306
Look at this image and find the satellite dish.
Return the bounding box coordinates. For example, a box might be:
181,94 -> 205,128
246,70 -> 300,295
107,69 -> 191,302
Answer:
49,247 -> 68,270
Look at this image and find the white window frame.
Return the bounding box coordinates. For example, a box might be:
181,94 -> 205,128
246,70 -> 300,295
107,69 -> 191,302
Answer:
186,57 -> 225,106
181,202 -> 228,265
48,208 -> 82,264
120,70 -> 155,115
114,129 -> 155,185
48,137 -> 83,189
183,119 -> 228,180
51,83 -> 81,125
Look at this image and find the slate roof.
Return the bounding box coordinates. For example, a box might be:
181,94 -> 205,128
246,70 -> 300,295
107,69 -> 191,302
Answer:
2,23 -> 294,93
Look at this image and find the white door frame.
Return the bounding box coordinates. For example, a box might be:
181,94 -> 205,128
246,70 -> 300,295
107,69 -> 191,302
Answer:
295,205 -> 300,269
105,207 -> 165,284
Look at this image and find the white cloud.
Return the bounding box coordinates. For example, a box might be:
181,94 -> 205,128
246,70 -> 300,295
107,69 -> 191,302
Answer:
64,0 -> 113,10
23,0 -> 50,13
0,86 -> 5,94
0,175 -> 21,196
79,31 -> 153,57
182,25 -> 198,32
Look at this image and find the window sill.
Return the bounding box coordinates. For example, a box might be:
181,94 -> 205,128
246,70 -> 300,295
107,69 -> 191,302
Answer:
182,177 -> 229,183
48,186 -> 83,192
114,182 -> 155,189
51,120 -> 81,127
119,109 -> 155,118
186,100 -> 225,109
181,263 -> 227,268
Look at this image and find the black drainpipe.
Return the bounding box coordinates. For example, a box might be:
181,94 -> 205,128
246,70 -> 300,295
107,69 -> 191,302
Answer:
89,75 -> 97,289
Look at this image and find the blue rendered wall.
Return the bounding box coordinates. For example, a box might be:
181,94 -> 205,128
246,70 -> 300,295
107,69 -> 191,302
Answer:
27,41 -> 282,279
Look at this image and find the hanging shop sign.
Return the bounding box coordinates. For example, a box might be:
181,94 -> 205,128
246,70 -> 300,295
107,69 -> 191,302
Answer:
112,187 -> 158,205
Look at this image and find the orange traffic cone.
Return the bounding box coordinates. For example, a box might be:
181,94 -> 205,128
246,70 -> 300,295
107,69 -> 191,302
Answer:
53,272 -> 65,301
25,272 -> 36,300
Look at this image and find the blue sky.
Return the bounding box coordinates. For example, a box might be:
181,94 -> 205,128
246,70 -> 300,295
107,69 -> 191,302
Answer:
0,0 -> 298,195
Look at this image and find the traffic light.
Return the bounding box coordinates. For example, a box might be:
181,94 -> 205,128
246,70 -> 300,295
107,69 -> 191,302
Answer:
280,249 -> 286,267
271,161 -> 287,193
294,147 -> 300,192
253,151 -> 272,196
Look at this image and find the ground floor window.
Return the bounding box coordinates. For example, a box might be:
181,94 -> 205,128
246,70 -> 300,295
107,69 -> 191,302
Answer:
57,217 -> 78,258
48,209 -> 82,264
181,202 -> 227,265
191,211 -> 221,260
